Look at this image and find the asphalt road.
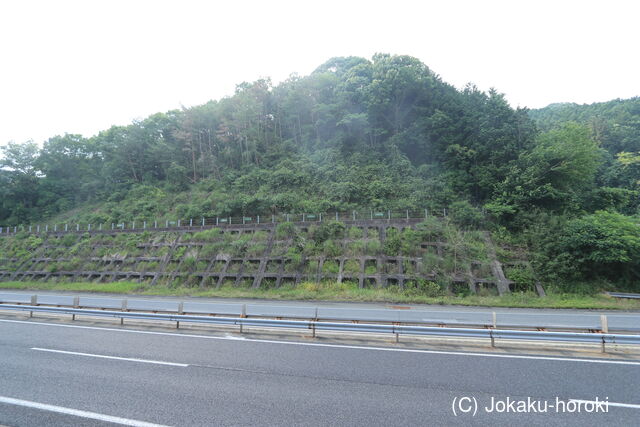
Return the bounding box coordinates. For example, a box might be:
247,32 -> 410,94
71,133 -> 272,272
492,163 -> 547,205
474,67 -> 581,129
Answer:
0,316 -> 639,426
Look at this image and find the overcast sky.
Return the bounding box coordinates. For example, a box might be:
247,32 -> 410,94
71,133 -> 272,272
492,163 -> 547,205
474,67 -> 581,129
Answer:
1,0 -> 638,145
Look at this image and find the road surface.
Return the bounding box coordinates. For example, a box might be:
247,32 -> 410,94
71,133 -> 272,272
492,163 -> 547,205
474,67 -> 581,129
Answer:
0,313 -> 638,426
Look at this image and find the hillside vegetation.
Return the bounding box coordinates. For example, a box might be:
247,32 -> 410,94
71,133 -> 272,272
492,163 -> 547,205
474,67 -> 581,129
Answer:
1,54 -> 639,295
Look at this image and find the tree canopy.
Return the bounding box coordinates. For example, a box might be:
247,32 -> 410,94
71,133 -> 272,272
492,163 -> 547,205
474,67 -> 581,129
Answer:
1,54 -> 638,289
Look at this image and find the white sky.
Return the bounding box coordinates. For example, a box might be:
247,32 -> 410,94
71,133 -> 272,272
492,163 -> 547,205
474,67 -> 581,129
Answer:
1,0 -> 639,145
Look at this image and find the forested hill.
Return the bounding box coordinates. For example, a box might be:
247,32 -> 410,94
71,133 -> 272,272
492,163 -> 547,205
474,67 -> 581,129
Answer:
1,54 -> 639,290
529,97 -> 640,154
1,54 -> 539,225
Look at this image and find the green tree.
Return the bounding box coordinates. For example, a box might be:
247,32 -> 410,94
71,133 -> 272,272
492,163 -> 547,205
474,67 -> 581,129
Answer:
489,123 -> 603,220
545,211 -> 640,285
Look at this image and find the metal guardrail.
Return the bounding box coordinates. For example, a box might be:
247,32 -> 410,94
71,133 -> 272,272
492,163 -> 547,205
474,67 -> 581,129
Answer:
0,303 -> 639,352
608,292 -> 640,300
1,293 -> 639,332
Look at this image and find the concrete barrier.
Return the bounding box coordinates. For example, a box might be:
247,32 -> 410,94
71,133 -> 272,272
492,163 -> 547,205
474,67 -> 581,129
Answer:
607,315 -> 640,332
182,302 -> 243,316
37,295 -> 76,306
79,297 -> 125,310
496,313 -> 601,330
126,299 -> 179,312
0,292 -> 32,304
247,304 -> 317,319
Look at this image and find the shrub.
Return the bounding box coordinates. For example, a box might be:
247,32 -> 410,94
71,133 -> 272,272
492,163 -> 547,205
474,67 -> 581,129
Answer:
247,243 -> 267,257
61,234 -> 77,247
181,255 -> 197,271
366,240 -> 381,255
347,240 -> 366,255
231,238 -> 250,257
540,211 -> 640,283
415,217 -> 445,241
322,240 -> 342,257
505,265 -> 536,292
200,243 -> 224,258
322,260 -> 340,274
312,221 -> 346,244
276,222 -> 297,239
173,246 -> 186,259
343,259 -> 360,274
450,200 -> 484,229
404,279 -> 444,297
191,228 -> 222,242
348,227 -> 363,239
383,235 -> 401,256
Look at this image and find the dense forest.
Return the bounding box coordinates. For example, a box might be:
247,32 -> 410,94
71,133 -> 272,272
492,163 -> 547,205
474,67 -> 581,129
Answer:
1,54 -> 639,291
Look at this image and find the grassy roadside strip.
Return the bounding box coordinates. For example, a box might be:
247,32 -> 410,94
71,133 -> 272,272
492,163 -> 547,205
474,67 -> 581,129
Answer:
0,280 -> 638,310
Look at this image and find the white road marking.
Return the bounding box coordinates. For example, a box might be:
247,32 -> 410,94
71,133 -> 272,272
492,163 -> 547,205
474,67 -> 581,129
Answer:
30,347 -> 189,367
0,395 -> 170,427
1,318 -> 640,366
570,399 -> 640,410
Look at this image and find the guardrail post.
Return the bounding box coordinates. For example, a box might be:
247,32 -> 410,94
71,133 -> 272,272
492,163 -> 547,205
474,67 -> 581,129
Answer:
600,315 -> 609,353
600,315 -> 608,333
311,307 -> 319,338
492,312 -> 497,329
30,295 -> 37,317
489,329 -> 495,347
177,302 -> 184,328
239,304 -> 247,333
72,296 -> 80,320
121,299 -> 128,325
